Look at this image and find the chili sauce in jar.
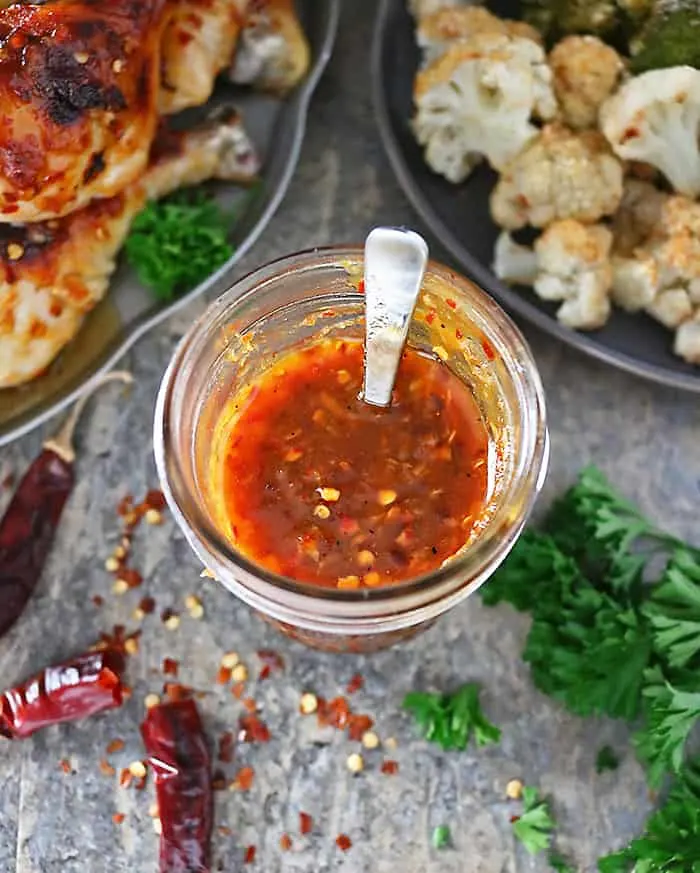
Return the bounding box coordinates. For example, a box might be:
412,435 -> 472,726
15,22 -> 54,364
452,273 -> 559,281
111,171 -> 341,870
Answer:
216,338 -> 489,589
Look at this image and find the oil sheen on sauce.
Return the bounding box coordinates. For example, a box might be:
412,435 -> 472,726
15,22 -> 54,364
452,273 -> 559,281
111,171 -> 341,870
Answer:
218,338 -> 489,588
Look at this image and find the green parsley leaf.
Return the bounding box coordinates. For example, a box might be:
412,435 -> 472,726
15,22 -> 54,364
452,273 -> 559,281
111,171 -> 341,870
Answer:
596,746 -> 620,773
403,683 -> 501,751
634,665 -> 700,786
598,757 -> 700,873
432,825 -> 451,849
512,786 -> 555,855
549,850 -> 576,873
645,549 -> 700,669
125,190 -> 234,301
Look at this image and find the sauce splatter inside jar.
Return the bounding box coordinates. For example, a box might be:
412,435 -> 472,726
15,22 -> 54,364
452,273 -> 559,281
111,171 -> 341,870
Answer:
218,338 -> 489,589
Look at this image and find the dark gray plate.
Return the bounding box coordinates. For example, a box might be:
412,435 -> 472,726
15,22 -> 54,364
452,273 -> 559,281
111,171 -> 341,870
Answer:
0,0 -> 341,446
372,0 -> 700,392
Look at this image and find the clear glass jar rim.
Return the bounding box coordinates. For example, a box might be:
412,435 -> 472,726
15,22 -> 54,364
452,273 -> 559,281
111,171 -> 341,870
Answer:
154,245 -> 549,616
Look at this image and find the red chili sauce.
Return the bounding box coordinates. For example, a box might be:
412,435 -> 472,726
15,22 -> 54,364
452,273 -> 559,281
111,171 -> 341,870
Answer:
219,338 -> 489,588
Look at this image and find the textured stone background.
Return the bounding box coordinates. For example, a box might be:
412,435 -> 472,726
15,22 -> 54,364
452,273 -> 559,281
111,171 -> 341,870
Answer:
1,3 -> 699,871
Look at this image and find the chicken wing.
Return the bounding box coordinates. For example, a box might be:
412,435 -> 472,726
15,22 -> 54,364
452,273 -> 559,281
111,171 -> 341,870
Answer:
159,0 -> 250,115
0,109 -> 259,388
229,0 -> 310,93
0,0 -> 169,224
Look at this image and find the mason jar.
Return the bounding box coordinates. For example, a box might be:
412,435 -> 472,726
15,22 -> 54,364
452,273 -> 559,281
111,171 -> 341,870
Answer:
154,246 -> 549,653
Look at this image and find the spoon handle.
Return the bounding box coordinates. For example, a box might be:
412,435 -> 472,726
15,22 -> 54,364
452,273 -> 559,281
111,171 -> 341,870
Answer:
362,227 -> 429,407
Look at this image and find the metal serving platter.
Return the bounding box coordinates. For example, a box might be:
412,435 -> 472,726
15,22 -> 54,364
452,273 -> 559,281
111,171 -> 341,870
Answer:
372,0 -> 700,392
0,0 -> 340,447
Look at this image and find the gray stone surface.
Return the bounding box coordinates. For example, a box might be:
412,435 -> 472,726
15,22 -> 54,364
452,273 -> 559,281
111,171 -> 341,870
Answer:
1,3 -> 699,871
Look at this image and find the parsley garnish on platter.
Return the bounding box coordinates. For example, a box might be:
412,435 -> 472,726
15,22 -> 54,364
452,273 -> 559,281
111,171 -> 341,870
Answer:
125,190 -> 234,301
403,683 -> 501,751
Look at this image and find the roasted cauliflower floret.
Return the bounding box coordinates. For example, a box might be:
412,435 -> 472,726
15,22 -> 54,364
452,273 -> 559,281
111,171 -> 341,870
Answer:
548,35 -> 625,129
600,66 -> 700,198
490,124 -> 624,230
494,220 -> 613,329
417,7 -> 542,64
412,33 -> 556,183
611,178 -> 668,255
675,314 -> 700,364
409,0 -> 474,19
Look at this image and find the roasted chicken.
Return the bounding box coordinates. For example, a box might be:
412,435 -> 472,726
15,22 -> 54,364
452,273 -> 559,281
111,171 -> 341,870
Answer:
0,110 -> 259,388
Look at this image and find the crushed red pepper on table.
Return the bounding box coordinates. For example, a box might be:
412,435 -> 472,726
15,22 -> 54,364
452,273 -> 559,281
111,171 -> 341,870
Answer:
336,834 -> 352,852
299,812 -> 313,835
141,699 -> 213,873
238,713 -> 270,744
0,649 -> 124,739
244,846 -> 256,864
232,765 -> 255,791
216,338 -> 489,588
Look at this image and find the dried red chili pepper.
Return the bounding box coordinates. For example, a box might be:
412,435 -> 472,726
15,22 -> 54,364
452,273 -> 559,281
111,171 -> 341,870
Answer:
141,699 -> 212,873
0,372 -> 132,640
0,649 -> 124,739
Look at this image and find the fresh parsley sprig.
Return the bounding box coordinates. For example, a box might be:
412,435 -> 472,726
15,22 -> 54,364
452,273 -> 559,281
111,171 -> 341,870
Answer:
403,683 -> 501,751
512,786 -> 556,855
125,190 -> 234,301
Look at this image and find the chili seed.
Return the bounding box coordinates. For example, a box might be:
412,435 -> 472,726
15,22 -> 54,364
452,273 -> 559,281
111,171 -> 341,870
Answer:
164,614 -> 180,631
185,594 -> 204,619
144,694 -> 160,710
299,692 -> 318,715
6,242 -> 23,261
313,504 -> 331,520
128,761 -> 147,779
356,550 -> 374,568
145,508 -> 162,525
221,651 -> 240,669
124,637 -> 139,656
148,803 -> 159,818
114,545 -> 126,560
346,753 -> 364,774
112,579 -> 129,595
361,731 -> 380,750
506,778 -> 523,800
337,575 -> 360,590
112,58 -> 123,72
153,818 -> 162,835
384,736 -> 398,750
378,489 -> 397,506
105,556 -> 119,572
73,51 -> 89,63
317,487 -> 340,502
231,663 -> 248,683
200,568 -> 215,579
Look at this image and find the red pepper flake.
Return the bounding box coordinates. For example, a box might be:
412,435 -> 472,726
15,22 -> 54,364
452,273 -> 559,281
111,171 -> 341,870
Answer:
455,328 -> 464,340
163,682 -> 192,702
231,682 -> 245,699
59,758 -> 72,774
106,738 -> 125,754
99,758 -> 116,777
259,664 -> 271,681
2,472 -> 15,489
336,834 -> 352,852
510,815 -> 520,823
238,714 -> 270,744
357,279 -> 365,294
279,833 -> 292,852
117,495 -> 133,517
381,760 -> 399,775
120,567 -> 142,589
145,489 -> 166,511
347,713 -> 374,741
482,338 -> 496,361
299,812 -> 313,835
119,768 -> 133,788
244,846 -> 256,864
139,596 -> 156,615
242,697 -> 257,714
425,310 -> 436,325
257,650 -> 284,678
320,696 -> 350,730
232,765 -> 255,791
212,769 -> 227,791
112,813 -> 126,825
216,666 -> 232,685
163,658 -> 179,677
446,298 -> 457,309
218,731 -> 234,764
122,684 -> 133,700
346,673 -> 363,695
92,595 -> 104,608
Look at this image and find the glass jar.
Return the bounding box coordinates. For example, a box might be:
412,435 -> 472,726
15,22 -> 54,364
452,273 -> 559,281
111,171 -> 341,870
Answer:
154,246 -> 549,653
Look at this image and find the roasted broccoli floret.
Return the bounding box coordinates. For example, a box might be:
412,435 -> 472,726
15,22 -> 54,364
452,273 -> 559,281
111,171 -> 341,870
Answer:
522,0 -> 620,39
631,0 -> 700,73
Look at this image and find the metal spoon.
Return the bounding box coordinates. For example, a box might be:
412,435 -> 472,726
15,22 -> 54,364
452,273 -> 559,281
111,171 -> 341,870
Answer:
362,226 -> 429,407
